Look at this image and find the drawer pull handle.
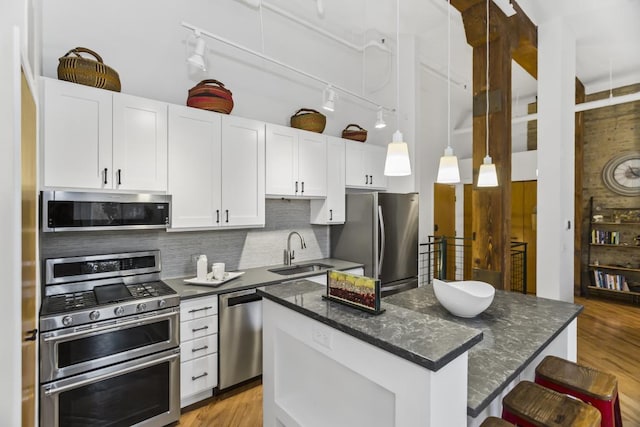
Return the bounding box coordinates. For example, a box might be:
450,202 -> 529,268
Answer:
192,326 -> 209,333
192,372 -> 208,381
192,345 -> 209,353
188,306 -> 213,314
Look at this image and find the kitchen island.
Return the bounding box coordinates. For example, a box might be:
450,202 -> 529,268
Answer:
258,281 -> 582,427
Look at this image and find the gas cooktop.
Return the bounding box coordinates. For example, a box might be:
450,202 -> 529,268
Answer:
39,251 -> 179,332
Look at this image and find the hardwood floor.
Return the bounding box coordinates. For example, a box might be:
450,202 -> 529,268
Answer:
180,296 -> 640,426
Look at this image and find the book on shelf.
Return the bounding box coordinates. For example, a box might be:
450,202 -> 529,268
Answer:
592,269 -> 629,291
591,229 -> 620,245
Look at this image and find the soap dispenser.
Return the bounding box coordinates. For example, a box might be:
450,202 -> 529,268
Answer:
197,255 -> 208,280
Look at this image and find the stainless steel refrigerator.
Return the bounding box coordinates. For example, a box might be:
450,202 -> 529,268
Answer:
331,192 -> 419,297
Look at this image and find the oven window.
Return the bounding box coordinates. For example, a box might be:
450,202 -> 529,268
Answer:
57,320 -> 170,368
58,362 -> 170,426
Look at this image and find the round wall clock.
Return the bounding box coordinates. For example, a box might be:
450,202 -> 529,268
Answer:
601,151 -> 640,196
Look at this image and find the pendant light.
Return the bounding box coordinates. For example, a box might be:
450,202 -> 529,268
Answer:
477,0 -> 498,187
384,0 -> 412,177
436,0 -> 461,184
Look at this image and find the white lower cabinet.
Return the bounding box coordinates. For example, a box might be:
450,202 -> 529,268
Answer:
180,294 -> 219,408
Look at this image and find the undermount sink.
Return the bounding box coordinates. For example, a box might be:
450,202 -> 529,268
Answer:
268,263 -> 334,276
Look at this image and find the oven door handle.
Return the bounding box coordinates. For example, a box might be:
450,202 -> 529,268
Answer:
42,310 -> 177,343
43,351 -> 180,396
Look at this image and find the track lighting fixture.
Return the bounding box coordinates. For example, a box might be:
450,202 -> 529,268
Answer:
187,30 -> 207,71
322,85 -> 336,112
375,107 -> 387,129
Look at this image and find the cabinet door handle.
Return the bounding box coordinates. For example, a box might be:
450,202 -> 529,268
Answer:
225,210 -> 229,223
103,168 -> 108,185
295,181 -> 299,193
370,175 -> 373,185
192,326 -> 209,333
192,345 -> 209,353
192,372 -> 208,381
216,210 -> 220,224
188,306 -> 213,314
117,169 -> 122,185
25,329 -> 38,342
329,209 -> 333,221
301,182 -> 304,193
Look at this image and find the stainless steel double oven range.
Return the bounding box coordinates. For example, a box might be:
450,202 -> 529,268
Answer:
39,250 -> 180,427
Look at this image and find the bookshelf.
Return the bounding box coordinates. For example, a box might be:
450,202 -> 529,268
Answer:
586,197 -> 640,304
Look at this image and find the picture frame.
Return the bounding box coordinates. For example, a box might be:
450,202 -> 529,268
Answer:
323,270 -> 385,315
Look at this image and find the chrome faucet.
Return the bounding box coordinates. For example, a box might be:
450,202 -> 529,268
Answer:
284,231 -> 306,265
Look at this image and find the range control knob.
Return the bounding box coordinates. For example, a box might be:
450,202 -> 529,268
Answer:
136,303 -> 147,313
89,311 -> 100,321
62,316 -> 73,326
158,299 -> 167,308
114,306 -> 125,316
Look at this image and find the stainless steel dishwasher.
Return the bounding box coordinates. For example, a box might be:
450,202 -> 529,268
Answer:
218,287 -> 263,390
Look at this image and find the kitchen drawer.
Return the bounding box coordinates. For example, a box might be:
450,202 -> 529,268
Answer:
181,334 -> 218,363
180,295 -> 218,321
181,353 -> 218,398
180,315 -> 218,341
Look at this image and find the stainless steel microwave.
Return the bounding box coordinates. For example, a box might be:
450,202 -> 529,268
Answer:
41,191 -> 171,232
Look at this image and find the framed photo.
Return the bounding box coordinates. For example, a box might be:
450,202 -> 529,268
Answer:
323,270 -> 384,315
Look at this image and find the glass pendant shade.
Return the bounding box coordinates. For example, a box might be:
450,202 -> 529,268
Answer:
436,146 -> 461,184
187,37 -> 206,71
384,131 -> 411,176
477,155 -> 498,187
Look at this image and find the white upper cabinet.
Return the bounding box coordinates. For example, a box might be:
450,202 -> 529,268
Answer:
168,105 -> 222,229
42,78 -> 113,190
41,77 -> 168,192
345,140 -> 387,190
113,94 -> 168,192
310,136 -> 346,225
168,108 -> 265,230
266,124 -> 327,198
221,115 -> 265,227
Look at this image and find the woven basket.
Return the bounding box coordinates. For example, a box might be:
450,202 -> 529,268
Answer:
290,108 -> 326,133
341,124 -> 367,142
186,79 -> 234,114
57,47 -> 121,92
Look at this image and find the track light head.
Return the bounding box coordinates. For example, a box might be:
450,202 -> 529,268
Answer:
187,33 -> 207,71
375,107 -> 387,129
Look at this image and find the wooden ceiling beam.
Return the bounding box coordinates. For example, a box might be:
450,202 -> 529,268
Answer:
449,0 -> 538,79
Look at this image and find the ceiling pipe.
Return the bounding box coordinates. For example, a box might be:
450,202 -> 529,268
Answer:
420,61 -> 469,90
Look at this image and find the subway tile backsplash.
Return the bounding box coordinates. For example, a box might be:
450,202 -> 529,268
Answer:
40,199 -> 329,278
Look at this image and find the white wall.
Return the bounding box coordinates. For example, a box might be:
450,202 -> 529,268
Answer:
536,17 -> 576,303
39,0 -> 397,145
0,3 -> 26,426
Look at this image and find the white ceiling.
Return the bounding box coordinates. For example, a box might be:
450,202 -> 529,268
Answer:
259,0 -> 640,98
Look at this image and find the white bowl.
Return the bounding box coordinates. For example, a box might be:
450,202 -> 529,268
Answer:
432,279 -> 495,318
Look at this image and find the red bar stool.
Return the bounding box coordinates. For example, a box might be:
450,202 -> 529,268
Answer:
479,416 -> 515,427
502,380 -> 601,427
535,355 -> 622,427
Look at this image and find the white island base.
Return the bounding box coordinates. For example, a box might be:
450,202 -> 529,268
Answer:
263,298 -> 577,427
263,299 -> 468,427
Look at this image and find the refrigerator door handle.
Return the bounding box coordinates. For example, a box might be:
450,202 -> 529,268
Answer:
378,205 -> 385,278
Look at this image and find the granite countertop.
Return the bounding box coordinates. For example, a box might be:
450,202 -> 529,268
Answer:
257,280 -> 484,372
164,258 -> 363,299
384,285 -> 583,417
